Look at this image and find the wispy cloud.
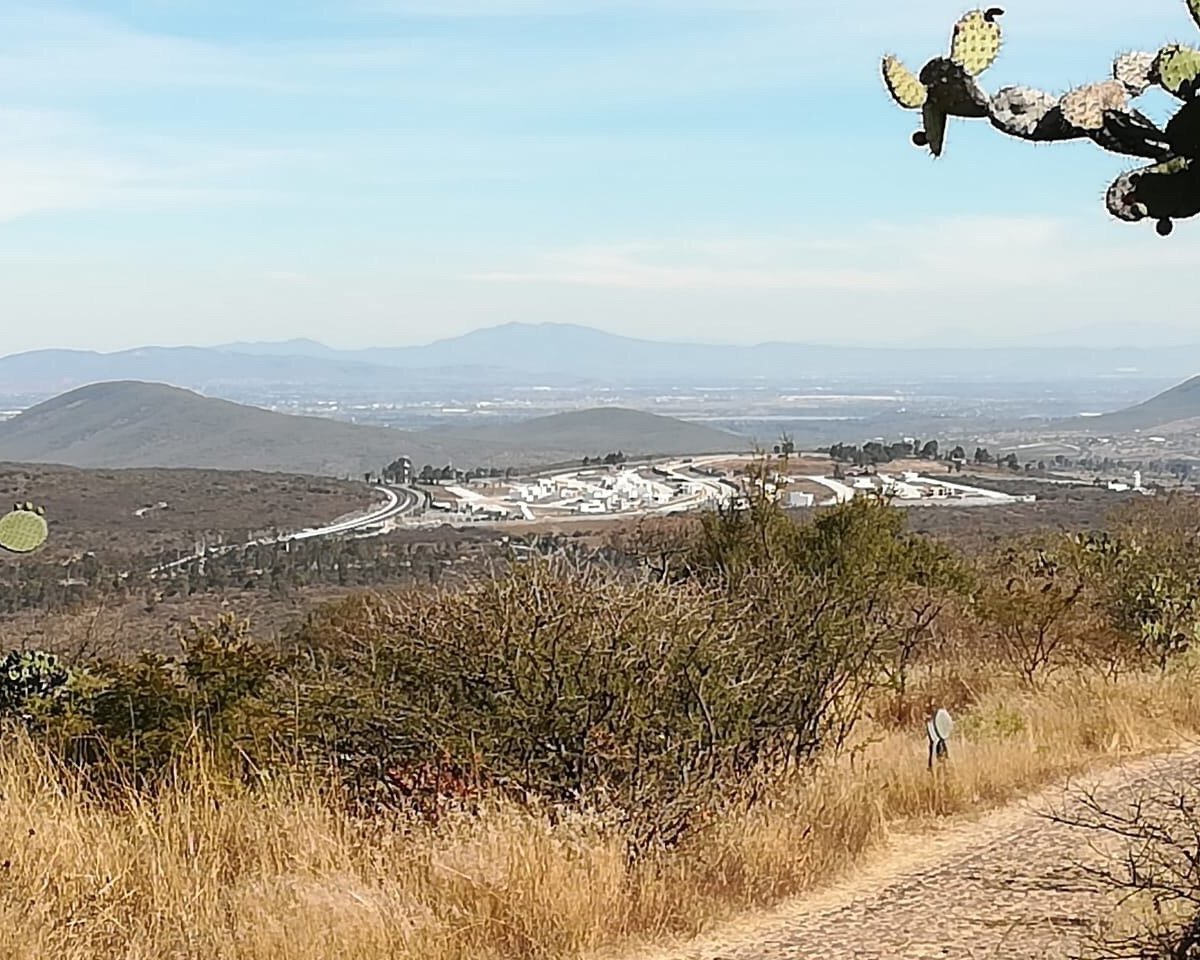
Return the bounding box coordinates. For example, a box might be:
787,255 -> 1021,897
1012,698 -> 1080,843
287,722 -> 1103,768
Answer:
472,217 -> 1200,293
0,107 -> 298,222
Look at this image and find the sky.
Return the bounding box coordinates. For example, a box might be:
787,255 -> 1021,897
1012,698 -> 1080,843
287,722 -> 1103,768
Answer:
2,0 -> 1199,354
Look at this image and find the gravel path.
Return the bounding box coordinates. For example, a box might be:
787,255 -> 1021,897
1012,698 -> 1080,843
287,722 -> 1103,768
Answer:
645,747 -> 1200,960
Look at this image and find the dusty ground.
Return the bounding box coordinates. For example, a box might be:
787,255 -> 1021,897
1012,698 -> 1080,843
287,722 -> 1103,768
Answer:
640,746 -> 1200,960
0,462 -> 377,560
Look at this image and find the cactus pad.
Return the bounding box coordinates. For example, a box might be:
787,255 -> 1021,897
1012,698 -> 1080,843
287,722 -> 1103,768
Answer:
882,56 -> 927,109
1093,109 -> 1173,159
1114,51 -> 1158,96
1166,97 -> 1200,156
0,503 -> 47,554
950,8 -> 1004,76
989,86 -> 1080,141
1155,44 -> 1200,100
1060,80 -> 1129,130
881,9 -> 1004,156
1106,157 -> 1200,235
1189,0 -> 1200,32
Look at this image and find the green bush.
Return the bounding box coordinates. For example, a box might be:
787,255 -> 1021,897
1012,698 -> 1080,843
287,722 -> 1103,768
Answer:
286,494 -> 967,853
0,649 -> 72,718
43,614 -> 283,788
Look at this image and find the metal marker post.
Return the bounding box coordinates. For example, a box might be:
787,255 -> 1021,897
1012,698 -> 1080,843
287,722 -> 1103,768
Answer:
926,707 -> 953,771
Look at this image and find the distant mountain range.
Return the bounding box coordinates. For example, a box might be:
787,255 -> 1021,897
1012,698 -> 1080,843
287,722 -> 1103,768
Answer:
4,323 -> 1200,399
0,381 -> 747,475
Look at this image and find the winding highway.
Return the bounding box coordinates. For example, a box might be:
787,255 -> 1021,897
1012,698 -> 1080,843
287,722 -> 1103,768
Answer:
151,483 -> 424,574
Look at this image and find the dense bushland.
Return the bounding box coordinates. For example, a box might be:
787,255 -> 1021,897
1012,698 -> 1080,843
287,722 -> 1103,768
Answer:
5,490 -> 1200,847
4,486 -> 1200,956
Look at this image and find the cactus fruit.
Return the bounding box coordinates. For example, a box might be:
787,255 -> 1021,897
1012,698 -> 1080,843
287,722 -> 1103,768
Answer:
880,8 -> 1003,157
0,650 -> 71,715
1106,157 -> 1200,235
1114,51 -> 1158,96
0,503 -> 47,554
1154,44 -> 1200,100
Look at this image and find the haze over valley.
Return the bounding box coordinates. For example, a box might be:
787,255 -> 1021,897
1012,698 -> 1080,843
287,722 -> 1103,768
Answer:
3,322 -> 1195,463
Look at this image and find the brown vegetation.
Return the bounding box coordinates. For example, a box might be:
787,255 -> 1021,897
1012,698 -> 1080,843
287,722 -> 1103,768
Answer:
0,461 -> 377,560
3,478 -> 1200,958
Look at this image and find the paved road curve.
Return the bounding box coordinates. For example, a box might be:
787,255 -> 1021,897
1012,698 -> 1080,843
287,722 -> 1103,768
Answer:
647,747 -> 1200,960
152,483 -> 423,574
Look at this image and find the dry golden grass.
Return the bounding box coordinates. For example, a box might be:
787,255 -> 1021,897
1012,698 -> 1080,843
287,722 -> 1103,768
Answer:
3,663 -> 1199,960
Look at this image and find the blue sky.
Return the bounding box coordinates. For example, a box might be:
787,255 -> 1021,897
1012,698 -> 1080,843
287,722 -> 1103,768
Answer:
2,0 -> 1199,353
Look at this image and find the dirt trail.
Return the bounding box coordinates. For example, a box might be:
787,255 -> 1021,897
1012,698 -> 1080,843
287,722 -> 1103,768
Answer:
642,746 -> 1200,960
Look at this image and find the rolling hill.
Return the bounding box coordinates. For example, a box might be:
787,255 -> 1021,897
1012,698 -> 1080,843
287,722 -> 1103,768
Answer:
1063,374 -> 1200,433
437,407 -> 744,458
0,382 -> 748,475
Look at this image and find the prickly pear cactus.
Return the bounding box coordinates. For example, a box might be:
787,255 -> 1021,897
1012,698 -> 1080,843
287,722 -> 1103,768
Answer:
989,86 -> 1080,141
0,650 -> 71,715
951,8 -> 1004,76
989,81 -> 1168,159
1154,44 -> 1200,100
882,56 -> 927,109
880,8 -> 1003,157
1107,156 -> 1200,235
886,2 -> 1200,233
1166,97 -> 1200,156
1059,81 -> 1128,130
0,503 -> 47,554
1114,51 -> 1158,95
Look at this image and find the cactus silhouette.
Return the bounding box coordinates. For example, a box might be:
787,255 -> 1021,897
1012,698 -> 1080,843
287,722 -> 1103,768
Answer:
0,503 -> 48,554
989,60 -> 1168,160
882,8 -> 1004,157
886,2 -> 1200,234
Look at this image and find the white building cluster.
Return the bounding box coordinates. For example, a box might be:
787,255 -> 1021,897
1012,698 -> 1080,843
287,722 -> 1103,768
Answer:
509,468 -> 688,515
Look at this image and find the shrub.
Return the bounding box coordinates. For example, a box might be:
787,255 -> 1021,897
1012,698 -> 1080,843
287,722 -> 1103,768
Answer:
0,649 -> 72,718
287,495 -> 967,854
45,614 -> 283,788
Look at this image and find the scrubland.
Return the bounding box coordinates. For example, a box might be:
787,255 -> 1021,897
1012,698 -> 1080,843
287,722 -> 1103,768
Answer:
4,476 -> 1200,959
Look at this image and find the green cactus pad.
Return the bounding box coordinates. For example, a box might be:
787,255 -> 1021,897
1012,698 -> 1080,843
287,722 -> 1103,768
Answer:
1155,44 -> 1200,99
0,505 -> 48,554
950,8 -> 1003,76
882,56 -> 927,109
1114,51 -> 1158,96
1188,0 -> 1200,33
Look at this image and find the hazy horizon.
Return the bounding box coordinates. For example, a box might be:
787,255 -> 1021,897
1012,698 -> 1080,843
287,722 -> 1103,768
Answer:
3,0 -> 1200,354
7,318 -> 1200,358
